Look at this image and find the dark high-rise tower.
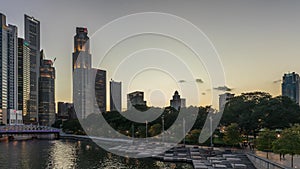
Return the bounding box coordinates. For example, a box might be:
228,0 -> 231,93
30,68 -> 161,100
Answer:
95,69 -> 106,113
7,24 -> 18,111
38,50 -> 55,126
24,14 -> 40,123
282,72 -> 300,104
110,80 -> 121,112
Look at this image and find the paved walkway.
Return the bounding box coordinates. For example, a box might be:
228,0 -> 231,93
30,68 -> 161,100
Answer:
254,150 -> 300,168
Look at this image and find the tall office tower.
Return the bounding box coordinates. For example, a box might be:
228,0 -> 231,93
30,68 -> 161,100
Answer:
0,13 -> 19,125
0,13 -> 8,124
170,91 -> 182,111
219,92 -> 235,111
38,50 -> 55,126
282,72 -> 300,104
127,91 -> 147,110
110,80 -> 122,112
24,14 -> 40,123
7,24 -> 18,111
72,27 -> 92,119
17,38 -> 30,121
94,69 -> 106,113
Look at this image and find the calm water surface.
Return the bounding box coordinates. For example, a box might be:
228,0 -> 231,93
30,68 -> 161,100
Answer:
0,139 -> 193,169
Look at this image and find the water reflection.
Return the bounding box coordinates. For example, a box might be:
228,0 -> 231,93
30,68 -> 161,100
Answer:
0,140 -> 193,169
47,140 -> 77,169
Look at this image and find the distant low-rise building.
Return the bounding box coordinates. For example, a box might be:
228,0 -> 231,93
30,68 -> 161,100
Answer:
282,72 -> 300,104
219,93 -> 234,111
180,98 -> 186,108
127,91 -> 147,110
170,91 -> 183,111
57,102 -> 76,120
7,109 -> 23,125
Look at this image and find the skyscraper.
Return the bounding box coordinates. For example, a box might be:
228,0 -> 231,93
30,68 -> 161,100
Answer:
0,13 -> 8,124
110,80 -> 121,112
24,14 -> 40,124
282,72 -> 300,104
73,27 -> 93,119
7,24 -> 18,111
18,38 -> 30,121
38,50 -> 55,126
95,69 -> 106,113
0,13 -> 19,125
219,92 -> 234,111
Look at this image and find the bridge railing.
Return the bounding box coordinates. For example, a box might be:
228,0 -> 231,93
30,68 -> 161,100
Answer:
0,125 -> 60,133
247,153 -> 291,169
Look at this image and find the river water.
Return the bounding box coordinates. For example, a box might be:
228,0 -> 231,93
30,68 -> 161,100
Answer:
0,139 -> 193,169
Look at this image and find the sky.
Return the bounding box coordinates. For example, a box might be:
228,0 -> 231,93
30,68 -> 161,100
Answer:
1,0 -> 300,110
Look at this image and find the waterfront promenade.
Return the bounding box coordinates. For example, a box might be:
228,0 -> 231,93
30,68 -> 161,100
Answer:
60,134 -> 256,169
255,150 -> 300,168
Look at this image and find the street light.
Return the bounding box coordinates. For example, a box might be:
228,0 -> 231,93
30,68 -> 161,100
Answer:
162,115 -> 164,143
183,118 -> 186,145
145,120 -> 148,142
131,124 -> 134,143
210,115 -> 213,148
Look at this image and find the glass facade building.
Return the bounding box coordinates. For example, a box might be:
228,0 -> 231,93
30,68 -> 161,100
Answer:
38,50 -> 55,126
24,14 -> 40,124
0,13 -> 19,124
73,27 -> 92,119
110,80 -> 121,112
0,13 -> 8,124
18,38 -> 30,121
95,69 -> 106,113
7,24 -> 18,111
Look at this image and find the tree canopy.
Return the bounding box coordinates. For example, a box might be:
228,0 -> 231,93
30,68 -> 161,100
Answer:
222,92 -> 300,138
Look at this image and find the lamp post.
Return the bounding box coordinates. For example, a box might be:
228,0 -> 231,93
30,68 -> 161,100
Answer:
183,118 -> 186,145
210,115 -> 213,148
162,115 -> 164,143
132,124 -> 134,144
145,120 -> 148,142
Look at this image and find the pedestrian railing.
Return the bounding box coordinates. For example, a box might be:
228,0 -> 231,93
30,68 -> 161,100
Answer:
247,153 -> 291,169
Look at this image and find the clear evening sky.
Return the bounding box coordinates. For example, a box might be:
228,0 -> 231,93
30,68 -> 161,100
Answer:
2,0 -> 300,110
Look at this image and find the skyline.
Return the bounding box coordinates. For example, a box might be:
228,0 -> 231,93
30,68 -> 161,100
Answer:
2,0 -> 300,109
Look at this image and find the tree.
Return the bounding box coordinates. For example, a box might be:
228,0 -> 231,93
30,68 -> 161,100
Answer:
272,125 -> 300,168
149,124 -> 162,137
255,129 -> 277,159
260,96 -> 300,129
224,123 -> 241,147
222,92 -> 300,141
186,129 -> 201,144
63,119 -> 85,135
222,92 -> 272,140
